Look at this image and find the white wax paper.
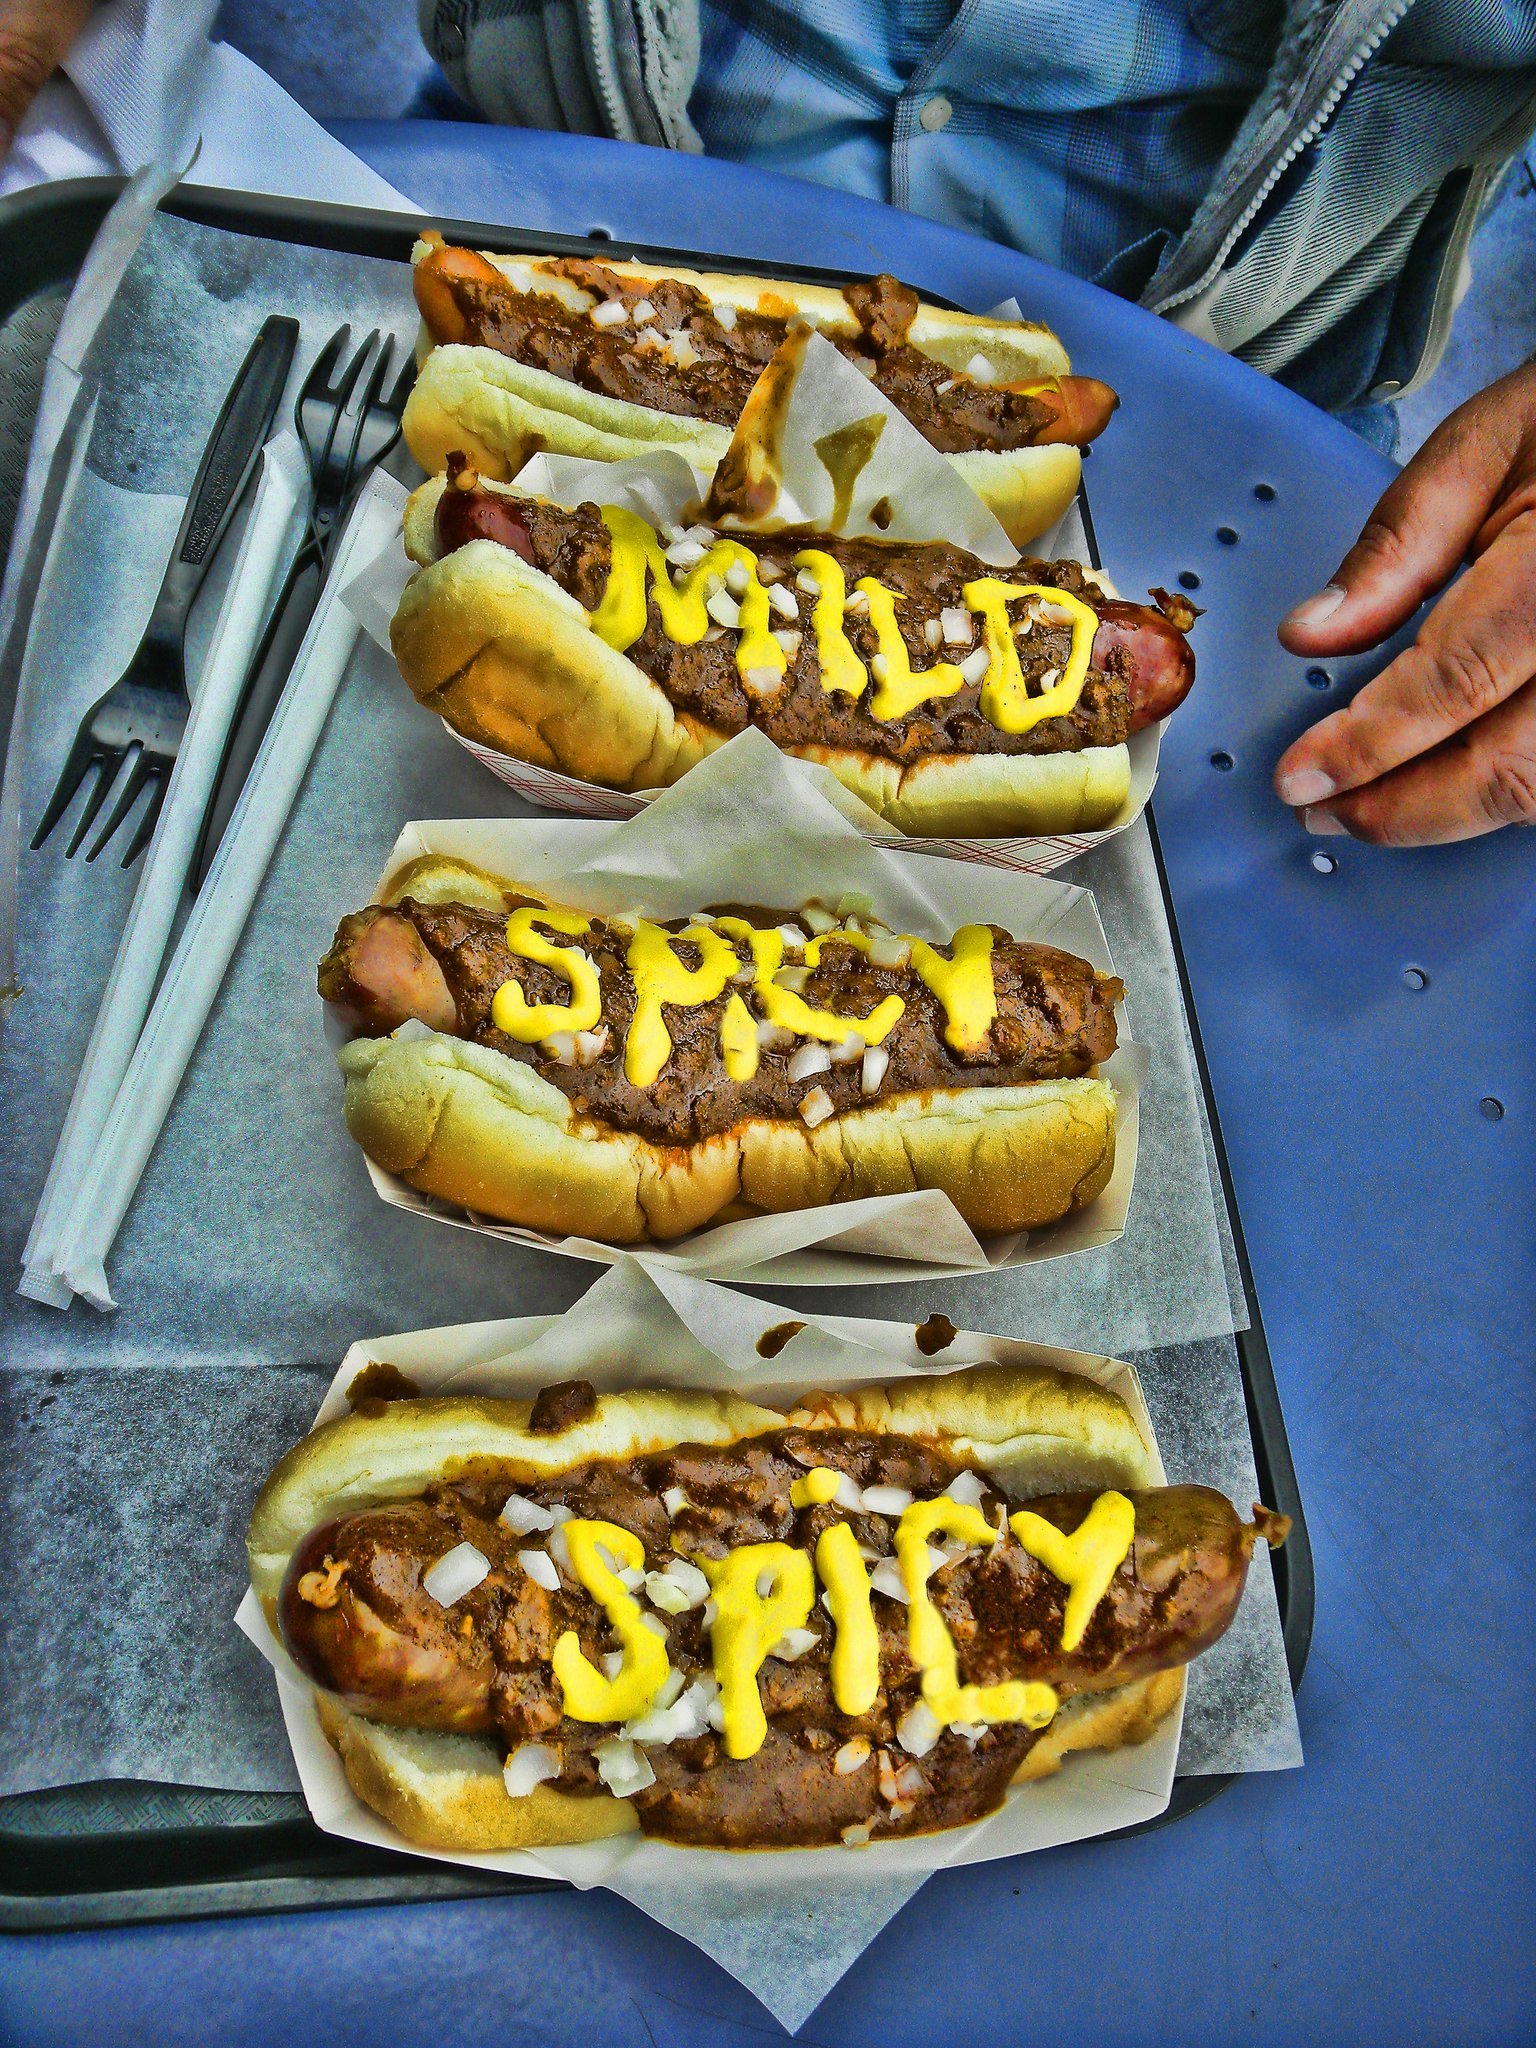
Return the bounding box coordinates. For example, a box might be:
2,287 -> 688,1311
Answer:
342,734 -> 1146,1284
235,1259 -> 1296,2031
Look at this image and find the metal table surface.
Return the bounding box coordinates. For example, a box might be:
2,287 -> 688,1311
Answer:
5,124 -> 1532,2048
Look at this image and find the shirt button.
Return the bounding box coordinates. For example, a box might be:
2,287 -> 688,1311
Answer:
919,95 -> 953,133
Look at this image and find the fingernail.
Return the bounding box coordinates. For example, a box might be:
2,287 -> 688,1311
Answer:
1303,807 -> 1348,837
1282,583 -> 1347,631
1277,767 -> 1336,807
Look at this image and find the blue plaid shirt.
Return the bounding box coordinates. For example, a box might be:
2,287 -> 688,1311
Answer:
690,0 -> 1274,293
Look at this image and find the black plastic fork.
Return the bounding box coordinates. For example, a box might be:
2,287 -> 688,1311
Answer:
30,315 -> 299,866
187,324 -> 415,887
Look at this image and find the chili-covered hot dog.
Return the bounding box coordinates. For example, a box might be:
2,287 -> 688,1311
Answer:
403,239 -> 1116,547
391,464 -> 1196,837
249,1365 -> 1287,1852
319,855 -> 1124,1243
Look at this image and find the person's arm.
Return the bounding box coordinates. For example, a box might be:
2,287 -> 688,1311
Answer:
1275,361 -> 1536,844
0,0 -> 96,154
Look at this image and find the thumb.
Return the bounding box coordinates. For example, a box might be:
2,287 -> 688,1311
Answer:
0,0 -> 96,151
1277,374 -> 1530,658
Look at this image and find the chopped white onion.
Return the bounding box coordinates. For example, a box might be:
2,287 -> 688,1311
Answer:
869,651 -> 889,685
795,568 -> 821,596
706,1695 -> 727,1732
869,1556 -> 908,1603
741,664 -> 783,699
776,923 -> 807,951
935,377 -> 956,395
940,606 -> 972,646
654,1668 -> 687,1710
684,523 -> 715,544
841,1821 -> 874,1848
667,332 -> 699,368
661,1485 -> 689,1519
834,1738 -> 871,1775
601,1650 -> 625,1679
725,560 -> 750,596
831,1470 -> 864,1511
638,1610 -> 669,1639
517,1548 -> 560,1593
546,1522 -> 571,1573
923,616 -> 943,650
865,932 -> 910,970
788,1041 -> 831,1082
540,1031 -> 578,1063
706,589 -> 741,629
852,354 -> 877,378
422,1542 -> 490,1607
800,1087 -> 835,1129
860,1045 -> 890,1095
630,328 -> 664,353
710,300 -> 738,330
391,1016 -> 435,1042
622,1676 -> 718,1747
589,297 -> 629,328
701,1598 -> 718,1629
665,537 -> 708,568
894,1761 -> 925,1800
701,624 -> 728,642
897,1699 -> 943,1758
545,1502 -> 573,1526
830,1032 -> 864,1065
771,628 -> 802,659
703,569 -> 725,598
767,581 -> 800,621
836,891 -> 874,918
758,557 -> 784,584
755,1563 -> 780,1599
958,646 -> 989,685
500,1493 -> 554,1536
661,521 -> 686,545
857,1542 -> 881,1563
843,589 -> 869,615
802,903 -> 838,934
1037,666 -> 1062,691
756,1019 -> 796,1051
594,1738 -> 656,1798
573,1026 -> 610,1065
771,1626 -> 819,1661
859,1483 -> 913,1517
953,1722 -> 987,1746
644,1557 -> 710,1612
1040,599 -> 1079,625
965,351 -> 996,382
944,1470 -> 987,1507
503,1742 -> 561,1798
632,297 -> 657,325
617,1564 -> 645,1592
773,965 -> 811,993
877,1749 -> 901,1804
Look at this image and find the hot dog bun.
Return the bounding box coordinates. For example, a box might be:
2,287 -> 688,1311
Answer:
392,479 -> 1134,837
400,245 -> 1087,547
332,856 -> 1118,1245
251,1369 -> 1177,1853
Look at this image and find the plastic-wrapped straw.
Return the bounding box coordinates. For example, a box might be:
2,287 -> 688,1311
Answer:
19,431 -> 309,1307
50,470 -> 405,1311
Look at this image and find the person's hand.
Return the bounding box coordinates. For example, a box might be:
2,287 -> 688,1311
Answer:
1274,358 -> 1536,844
0,0 -> 96,156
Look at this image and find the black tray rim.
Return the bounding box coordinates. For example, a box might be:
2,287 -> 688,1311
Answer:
0,174 -> 1311,1933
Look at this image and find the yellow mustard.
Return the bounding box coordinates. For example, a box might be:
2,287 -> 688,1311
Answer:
1010,1491 -> 1136,1653
789,1467 -> 843,1509
962,580 -> 1097,736
550,1519 -> 670,1722
908,926 -> 997,1055
701,1543 -> 816,1760
623,918 -> 741,1088
491,907 -> 603,1040
856,578 -> 969,721
815,1520 -> 881,1717
895,1498 -> 1059,1731
590,505 -> 785,689
719,992 -> 760,1081
790,548 -> 867,699
716,916 -> 905,1049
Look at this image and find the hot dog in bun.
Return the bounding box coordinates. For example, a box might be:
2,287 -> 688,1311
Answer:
391,462 -> 1197,837
319,857 -> 1125,1243
403,239 -> 1118,547
250,1364 -> 1287,1852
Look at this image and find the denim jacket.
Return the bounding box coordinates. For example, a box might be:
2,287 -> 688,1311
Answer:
420,0 -> 1536,416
